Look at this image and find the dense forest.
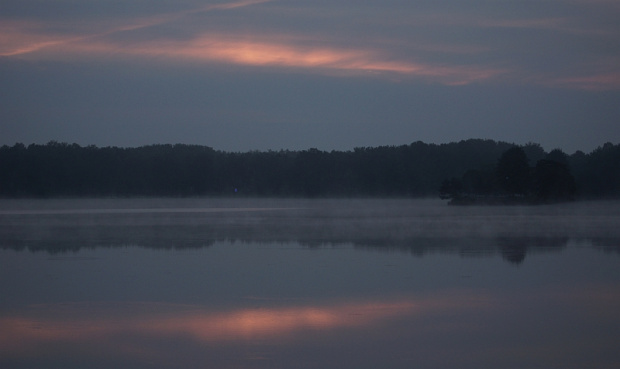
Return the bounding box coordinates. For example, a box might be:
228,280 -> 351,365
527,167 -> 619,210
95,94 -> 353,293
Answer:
0,139 -> 619,199
439,146 -> 579,204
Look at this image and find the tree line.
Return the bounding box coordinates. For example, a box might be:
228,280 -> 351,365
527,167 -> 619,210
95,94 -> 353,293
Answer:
439,146 -> 578,204
0,139 -> 618,199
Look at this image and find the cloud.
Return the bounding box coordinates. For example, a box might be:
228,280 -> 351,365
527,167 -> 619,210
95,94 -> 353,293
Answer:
1,0 -> 619,90
101,33 -> 504,83
553,72 -> 620,91
0,0 -> 273,56
1,26 -> 504,85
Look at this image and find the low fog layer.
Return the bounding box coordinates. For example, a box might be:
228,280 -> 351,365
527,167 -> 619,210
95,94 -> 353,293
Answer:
2,198 -> 619,263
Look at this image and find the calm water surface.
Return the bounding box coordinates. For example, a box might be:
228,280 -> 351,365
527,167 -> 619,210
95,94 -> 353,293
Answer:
1,198 -> 619,369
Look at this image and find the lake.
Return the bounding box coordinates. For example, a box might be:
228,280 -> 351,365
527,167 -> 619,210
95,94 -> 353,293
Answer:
1,198 -> 619,369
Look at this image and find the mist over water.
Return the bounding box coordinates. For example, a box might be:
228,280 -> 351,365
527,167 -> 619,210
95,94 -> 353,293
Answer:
1,198 -> 619,368
1,198 -> 619,257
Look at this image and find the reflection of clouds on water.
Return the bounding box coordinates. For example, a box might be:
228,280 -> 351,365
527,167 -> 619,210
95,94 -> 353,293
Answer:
2,284 -> 619,368
1,198 -> 619,369
0,295 -> 476,353
1,199 -> 619,262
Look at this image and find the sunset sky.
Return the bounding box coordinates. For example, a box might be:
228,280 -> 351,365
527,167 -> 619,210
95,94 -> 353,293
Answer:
1,0 -> 619,153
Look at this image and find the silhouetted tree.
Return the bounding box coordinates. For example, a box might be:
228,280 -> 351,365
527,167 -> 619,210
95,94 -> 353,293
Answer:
496,147 -> 531,195
578,143 -> 620,197
439,177 -> 463,200
1,139 -> 618,199
533,159 -> 576,202
461,167 -> 497,196
521,142 -> 546,165
545,148 -> 569,167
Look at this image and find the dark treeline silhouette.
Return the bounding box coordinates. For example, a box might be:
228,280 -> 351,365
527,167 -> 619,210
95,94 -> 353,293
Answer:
440,146 -> 580,204
1,139 -> 619,198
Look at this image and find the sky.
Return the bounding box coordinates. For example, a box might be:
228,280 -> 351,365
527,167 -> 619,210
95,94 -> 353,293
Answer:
1,0 -> 619,154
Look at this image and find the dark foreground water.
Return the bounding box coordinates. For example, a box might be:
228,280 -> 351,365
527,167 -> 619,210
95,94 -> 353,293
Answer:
1,198 -> 619,369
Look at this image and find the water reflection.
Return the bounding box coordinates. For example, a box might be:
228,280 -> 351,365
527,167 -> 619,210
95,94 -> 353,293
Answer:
0,299 -> 420,346
2,286 -> 619,368
1,199 -> 620,264
1,198 -> 620,368
0,293 -> 494,366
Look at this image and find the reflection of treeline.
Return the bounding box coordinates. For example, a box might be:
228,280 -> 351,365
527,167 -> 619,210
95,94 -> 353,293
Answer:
5,230 -> 618,265
352,235 -> 571,265
1,139 -> 619,198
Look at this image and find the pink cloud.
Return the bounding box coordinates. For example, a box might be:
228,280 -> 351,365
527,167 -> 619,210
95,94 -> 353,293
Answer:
553,73 -> 620,91
0,0 -> 273,57
3,28 -> 504,85
137,35 -> 505,83
2,0 -> 617,90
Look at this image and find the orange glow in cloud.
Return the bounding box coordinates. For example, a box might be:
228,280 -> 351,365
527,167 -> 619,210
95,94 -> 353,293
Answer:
3,0 -> 617,90
7,31 -> 502,84
553,73 -> 620,91
0,0 -> 272,57
0,21 -> 77,56
0,0 -> 504,87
